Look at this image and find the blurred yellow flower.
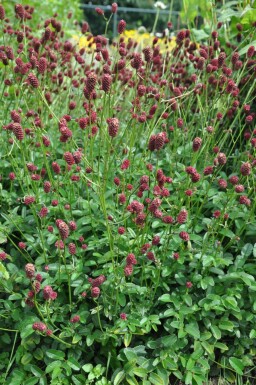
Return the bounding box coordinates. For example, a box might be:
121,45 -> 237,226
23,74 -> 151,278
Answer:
72,34 -> 96,50
72,29 -> 176,54
123,29 -> 176,53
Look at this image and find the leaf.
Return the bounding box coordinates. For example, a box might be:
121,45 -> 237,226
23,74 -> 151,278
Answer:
113,370 -> 125,385
21,353 -> 33,365
242,243 -> 253,257
219,320 -> 234,331
0,262 -> 9,279
193,374 -> 204,385
124,333 -> 133,347
210,325 -> 221,340
219,228 -> 235,239
253,243 -> 256,258
158,294 -> 171,302
46,349 -> 65,360
215,342 -> 228,351
124,359 -> 137,374
185,371 -> 192,385
229,357 -> 244,375
132,367 -> 148,378
149,372 -> 164,385
28,366 -> 44,379
0,232 -> 7,243
191,28 -> 209,41
20,324 -> 36,339
67,357 -> 80,371
218,8 -> 240,21
45,361 -> 62,374
23,378 -> 38,385
82,364 -> 93,373
238,40 -> 256,56
126,375 -> 139,385
8,293 -> 22,300
185,322 -> 200,340
201,341 -> 214,356
123,348 -> 137,361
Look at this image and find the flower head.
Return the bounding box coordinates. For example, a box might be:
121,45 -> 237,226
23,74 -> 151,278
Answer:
154,1 -> 167,9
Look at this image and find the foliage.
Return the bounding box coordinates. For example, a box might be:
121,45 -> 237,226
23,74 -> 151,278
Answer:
0,1 -> 256,385
1,0 -> 82,36
81,0 -> 182,37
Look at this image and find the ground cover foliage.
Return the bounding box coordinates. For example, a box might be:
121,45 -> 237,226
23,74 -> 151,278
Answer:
0,1 -> 256,384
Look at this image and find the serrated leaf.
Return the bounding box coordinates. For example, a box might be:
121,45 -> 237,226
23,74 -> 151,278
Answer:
229,357 -> 244,375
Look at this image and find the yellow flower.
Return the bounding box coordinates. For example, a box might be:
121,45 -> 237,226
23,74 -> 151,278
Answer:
72,34 -> 95,50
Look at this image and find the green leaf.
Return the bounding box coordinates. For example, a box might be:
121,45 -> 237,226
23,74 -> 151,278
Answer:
0,262 -> 9,279
238,41 -> 256,56
126,375 -> 139,385
149,372 -> 164,385
185,371 -> 192,385
67,357 -> 80,371
82,364 -> 93,373
124,359 -> 137,374
21,353 -> 33,365
253,243 -> 256,258
124,333 -> 133,347
193,374 -> 204,385
249,330 -> 256,339
158,294 -> 171,302
185,322 -> 200,340
23,378 -> 38,385
201,341 -> 214,356
215,342 -> 228,351
113,370 -> 125,385
46,349 -> 65,360
219,320 -> 234,331
132,367 -> 148,378
210,325 -> 221,340
8,293 -> 22,300
123,348 -> 137,361
45,361 -> 62,374
30,365 -> 45,378
229,357 -> 244,375
191,28 -> 209,41
219,228 -> 235,238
